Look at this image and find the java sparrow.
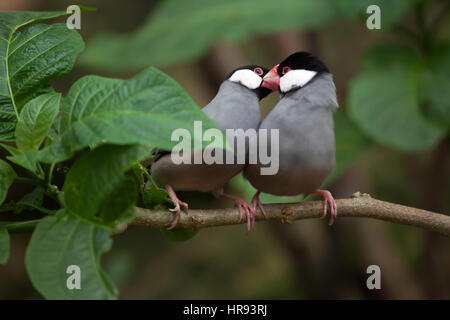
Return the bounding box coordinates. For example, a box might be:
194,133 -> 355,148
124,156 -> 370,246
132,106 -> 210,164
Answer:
151,65 -> 277,230
244,52 -> 339,228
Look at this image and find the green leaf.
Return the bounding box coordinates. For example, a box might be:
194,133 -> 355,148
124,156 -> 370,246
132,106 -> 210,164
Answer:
115,206 -> 136,225
25,213 -> 117,299
142,175 -> 172,209
133,163 -> 163,196
132,165 -> 145,189
419,43 -> 450,129
160,228 -> 198,242
0,142 -> 21,156
15,93 -> 60,151
348,70 -> 444,152
6,148 -> 39,173
0,227 -> 10,265
63,144 -> 150,226
0,159 -> 16,205
362,43 -> 420,71
2,94 -> 55,174
39,67 -> 223,163
0,10 -> 84,139
0,220 -> 39,234
348,46 -> 446,152
137,165 -> 195,241
17,186 -> 45,210
80,0 -> 337,70
76,6 -> 97,12
98,176 -> 138,226
335,0 -> 418,26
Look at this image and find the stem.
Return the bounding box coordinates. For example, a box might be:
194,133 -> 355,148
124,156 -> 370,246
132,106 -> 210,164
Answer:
36,163 -> 45,180
0,203 -> 16,213
15,177 -> 45,186
416,0 -> 432,53
137,163 -> 154,182
0,220 -> 40,234
46,162 -> 56,185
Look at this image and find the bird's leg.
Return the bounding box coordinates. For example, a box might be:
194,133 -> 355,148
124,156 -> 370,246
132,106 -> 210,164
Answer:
217,192 -> 254,233
314,189 -> 337,226
251,191 -> 267,229
165,184 -> 188,230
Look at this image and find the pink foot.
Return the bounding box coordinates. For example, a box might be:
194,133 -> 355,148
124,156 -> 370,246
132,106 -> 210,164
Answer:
165,185 -> 188,230
219,193 -> 254,233
251,191 -> 267,229
314,189 -> 337,226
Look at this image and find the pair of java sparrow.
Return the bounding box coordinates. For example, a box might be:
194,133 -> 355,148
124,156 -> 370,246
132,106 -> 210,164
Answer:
151,52 -> 339,232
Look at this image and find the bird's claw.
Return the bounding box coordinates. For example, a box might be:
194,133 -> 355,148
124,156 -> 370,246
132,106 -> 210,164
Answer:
217,192 -> 255,234
249,191 -> 267,231
314,189 -> 337,226
251,191 -> 267,219
233,197 -> 254,234
165,185 -> 188,230
167,199 -> 188,230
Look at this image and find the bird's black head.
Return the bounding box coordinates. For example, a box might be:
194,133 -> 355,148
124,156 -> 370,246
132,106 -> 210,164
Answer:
275,52 -> 330,93
277,52 -> 329,76
227,65 -> 274,100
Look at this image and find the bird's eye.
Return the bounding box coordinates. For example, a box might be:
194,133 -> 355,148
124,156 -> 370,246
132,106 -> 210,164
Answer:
282,66 -> 291,75
253,67 -> 263,76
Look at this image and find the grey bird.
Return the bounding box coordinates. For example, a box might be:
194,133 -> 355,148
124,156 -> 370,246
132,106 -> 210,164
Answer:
244,52 -> 339,229
150,65 -> 277,230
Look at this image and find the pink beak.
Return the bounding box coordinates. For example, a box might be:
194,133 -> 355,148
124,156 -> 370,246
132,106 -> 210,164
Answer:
261,64 -> 280,91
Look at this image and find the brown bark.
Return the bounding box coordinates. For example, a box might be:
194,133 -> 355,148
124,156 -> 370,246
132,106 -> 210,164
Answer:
114,192 -> 450,238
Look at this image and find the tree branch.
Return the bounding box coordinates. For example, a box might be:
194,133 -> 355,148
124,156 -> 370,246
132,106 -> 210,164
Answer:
115,192 -> 450,237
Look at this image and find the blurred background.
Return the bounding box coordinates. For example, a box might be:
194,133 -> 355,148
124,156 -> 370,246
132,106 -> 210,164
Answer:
0,0 -> 449,299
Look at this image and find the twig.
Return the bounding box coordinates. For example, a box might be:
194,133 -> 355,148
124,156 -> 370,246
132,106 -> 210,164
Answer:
114,192 -> 450,237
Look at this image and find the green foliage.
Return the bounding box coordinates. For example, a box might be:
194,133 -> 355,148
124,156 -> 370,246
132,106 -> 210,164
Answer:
142,177 -> 172,209
139,165 -> 199,242
63,144 -> 149,227
80,0 -> 337,70
0,10 -> 84,140
17,186 -> 46,212
0,7 -> 230,299
25,213 -> 117,299
1,1 -> 447,300
0,159 -> 16,205
418,43 -> 450,128
39,67 -> 222,163
15,93 -> 60,151
6,148 -> 40,175
80,0 -> 420,71
348,43 -> 448,152
0,227 -> 9,264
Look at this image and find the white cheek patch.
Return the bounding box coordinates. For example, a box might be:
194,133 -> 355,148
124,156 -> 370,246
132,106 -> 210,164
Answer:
280,69 -> 317,93
229,69 -> 263,90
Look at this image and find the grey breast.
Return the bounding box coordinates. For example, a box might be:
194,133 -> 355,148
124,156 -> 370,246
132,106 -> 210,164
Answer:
244,73 -> 338,196
151,81 -> 262,192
